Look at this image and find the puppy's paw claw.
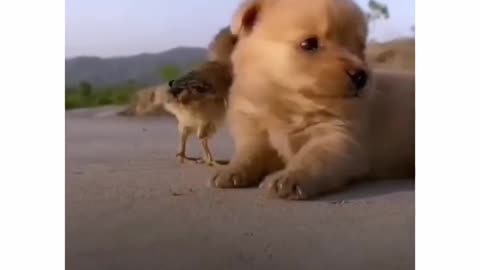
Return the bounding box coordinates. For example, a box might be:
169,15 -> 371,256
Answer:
209,167 -> 256,188
261,170 -> 309,200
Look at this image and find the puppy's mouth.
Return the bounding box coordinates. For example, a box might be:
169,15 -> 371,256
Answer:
346,69 -> 368,97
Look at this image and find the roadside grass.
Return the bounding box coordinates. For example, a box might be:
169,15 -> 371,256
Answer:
65,84 -> 137,110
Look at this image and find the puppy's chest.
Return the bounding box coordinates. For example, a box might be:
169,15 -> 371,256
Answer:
235,95 -> 315,126
232,91 -> 334,158
265,114 -> 325,160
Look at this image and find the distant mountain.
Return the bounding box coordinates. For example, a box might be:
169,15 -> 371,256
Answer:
66,38 -> 415,89
66,47 -> 208,88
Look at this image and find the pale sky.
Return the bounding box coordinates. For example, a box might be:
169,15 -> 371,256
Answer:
66,0 -> 415,58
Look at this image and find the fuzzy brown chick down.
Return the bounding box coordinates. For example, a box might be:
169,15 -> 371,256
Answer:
163,27 -> 237,166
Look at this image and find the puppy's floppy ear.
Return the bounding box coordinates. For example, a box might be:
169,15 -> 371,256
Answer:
231,0 -> 263,36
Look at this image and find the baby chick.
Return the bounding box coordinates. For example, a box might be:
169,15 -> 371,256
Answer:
118,84 -> 169,116
163,27 -> 236,166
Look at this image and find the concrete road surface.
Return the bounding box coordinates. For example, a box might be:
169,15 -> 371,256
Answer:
66,107 -> 414,270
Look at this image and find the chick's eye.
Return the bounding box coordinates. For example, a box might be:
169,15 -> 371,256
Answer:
196,87 -> 208,93
300,37 -> 319,52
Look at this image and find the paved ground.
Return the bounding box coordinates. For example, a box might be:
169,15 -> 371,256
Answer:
66,107 -> 415,270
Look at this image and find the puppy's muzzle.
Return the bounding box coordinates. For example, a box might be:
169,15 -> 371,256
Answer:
347,69 -> 368,95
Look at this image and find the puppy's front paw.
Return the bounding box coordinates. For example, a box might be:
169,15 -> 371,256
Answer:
261,170 -> 310,200
209,165 -> 260,188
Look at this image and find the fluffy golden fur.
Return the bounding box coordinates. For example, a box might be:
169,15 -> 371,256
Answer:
163,27 -> 237,166
210,0 -> 415,200
207,26 -> 238,64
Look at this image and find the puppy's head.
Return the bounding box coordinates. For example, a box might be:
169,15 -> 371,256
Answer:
231,0 -> 370,98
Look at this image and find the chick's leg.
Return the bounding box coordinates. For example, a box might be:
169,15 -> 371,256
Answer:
197,123 -> 226,166
176,127 -> 201,163
200,138 -> 221,166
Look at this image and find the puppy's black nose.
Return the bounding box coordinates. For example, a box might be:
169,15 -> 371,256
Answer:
347,69 -> 368,91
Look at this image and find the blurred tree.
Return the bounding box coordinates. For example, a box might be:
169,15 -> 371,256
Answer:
366,0 -> 389,20
79,81 -> 92,97
127,79 -> 137,86
97,96 -> 113,106
160,65 -> 181,82
366,0 -> 389,40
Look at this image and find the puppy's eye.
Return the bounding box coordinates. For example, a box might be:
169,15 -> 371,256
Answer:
300,37 -> 319,52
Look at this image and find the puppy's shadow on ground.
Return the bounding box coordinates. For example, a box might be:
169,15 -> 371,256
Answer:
317,179 -> 415,202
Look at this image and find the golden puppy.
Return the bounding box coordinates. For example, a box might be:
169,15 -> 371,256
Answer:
207,26 -> 238,64
210,0 -> 415,200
